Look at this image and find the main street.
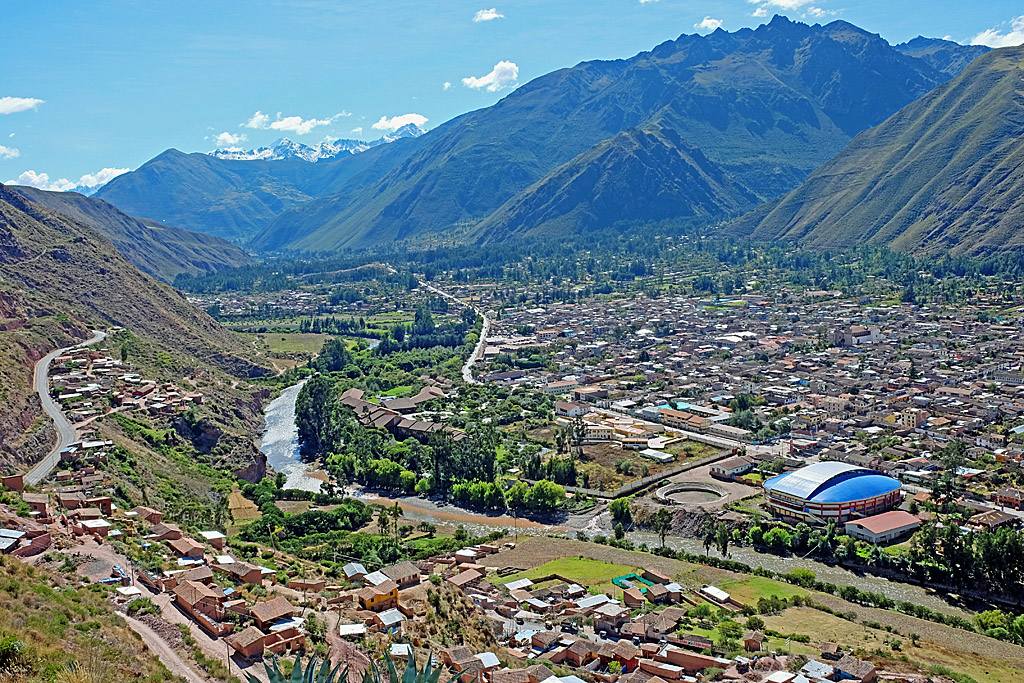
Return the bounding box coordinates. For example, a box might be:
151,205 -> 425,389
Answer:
418,279 -> 491,384
25,329 -> 107,485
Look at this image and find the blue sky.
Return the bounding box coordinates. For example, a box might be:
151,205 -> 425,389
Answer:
2,0 -> 1022,190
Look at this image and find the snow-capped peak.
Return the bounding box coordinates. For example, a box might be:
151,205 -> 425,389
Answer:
208,125 -> 425,162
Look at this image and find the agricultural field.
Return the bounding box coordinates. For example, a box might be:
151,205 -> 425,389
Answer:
492,557 -> 640,596
227,487 -> 260,534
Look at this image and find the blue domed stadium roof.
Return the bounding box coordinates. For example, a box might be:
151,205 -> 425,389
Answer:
764,462 -> 900,503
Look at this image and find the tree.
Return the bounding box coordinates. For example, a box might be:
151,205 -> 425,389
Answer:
715,522 -> 731,558
652,508 -> 673,548
614,523 -> 625,541
295,375 -> 347,454
312,337 -> 353,373
609,497 -> 632,523
389,502 -> 404,541
274,471 -> 287,490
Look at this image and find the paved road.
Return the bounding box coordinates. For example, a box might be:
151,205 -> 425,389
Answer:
420,281 -> 490,384
25,329 -> 107,485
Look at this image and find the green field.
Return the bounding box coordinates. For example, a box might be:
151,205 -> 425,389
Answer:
382,385 -> 415,396
243,332 -> 332,356
716,575 -> 808,605
492,557 -> 639,596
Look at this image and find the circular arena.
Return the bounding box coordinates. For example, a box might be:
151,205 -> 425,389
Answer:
763,461 -> 901,523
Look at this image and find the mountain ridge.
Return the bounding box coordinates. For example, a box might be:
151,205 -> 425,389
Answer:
727,45 -> 1024,256
261,15 -> 974,251
9,185 -> 253,282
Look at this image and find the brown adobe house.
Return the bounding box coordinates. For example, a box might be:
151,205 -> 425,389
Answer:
250,595 -> 296,630
148,522 -> 183,541
381,560 -> 421,588
131,505 -> 163,524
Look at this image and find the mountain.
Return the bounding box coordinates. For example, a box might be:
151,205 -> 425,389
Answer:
94,125 -> 424,242
895,36 -> 991,76
9,186 -> 253,282
471,124 -> 760,241
0,183 -> 267,471
209,123 -> 425,162
728,46 -> 1024,256
256,17 -> 978,251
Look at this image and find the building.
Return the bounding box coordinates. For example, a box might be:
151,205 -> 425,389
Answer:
844,510 -> 921,544
381,561 -> 421,588
995,487 -> 1024,510
358,579 -> 399,611
710,455 -> 756,480
763,462 -> 902,523
250,596 -> 295,630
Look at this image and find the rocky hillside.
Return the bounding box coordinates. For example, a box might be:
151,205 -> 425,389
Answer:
729,46 -> 1024,256
0,183 -> 269,473
0,547 -> 177,682
11,185 -> 253,282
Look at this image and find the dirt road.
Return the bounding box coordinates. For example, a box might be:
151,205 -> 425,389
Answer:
125,614 -> 206,682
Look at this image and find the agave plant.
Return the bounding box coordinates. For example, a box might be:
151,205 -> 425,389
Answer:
251,646 -> 458,683
247,654 -> 342,683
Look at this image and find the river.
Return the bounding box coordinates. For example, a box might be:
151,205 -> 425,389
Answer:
259,380 -> 325,492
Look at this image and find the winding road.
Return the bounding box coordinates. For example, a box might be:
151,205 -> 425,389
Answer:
419,281 -> 490,384
25,329 -> 107,485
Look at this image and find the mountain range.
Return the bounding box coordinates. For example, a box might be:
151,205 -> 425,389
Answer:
729,45 -> 1024,256
93,16 -> 983,251
208,123 -> 425,162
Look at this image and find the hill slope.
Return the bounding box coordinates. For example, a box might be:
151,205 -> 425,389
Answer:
10,186 -> 252,282
728,46 -> 1024,256
0,183 -> 267,471
471,124 -> 760,241
258,17 -> 971,251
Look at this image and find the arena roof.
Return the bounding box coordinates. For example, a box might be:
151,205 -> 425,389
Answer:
764,462 -> 900,503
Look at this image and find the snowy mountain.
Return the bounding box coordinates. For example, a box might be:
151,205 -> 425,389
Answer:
209,124 -> 425,162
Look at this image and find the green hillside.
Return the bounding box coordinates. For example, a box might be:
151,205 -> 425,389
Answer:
729,46 -> 1024,256
11,186 -> 253,282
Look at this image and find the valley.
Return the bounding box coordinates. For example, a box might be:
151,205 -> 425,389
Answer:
4,8 -> 1024,683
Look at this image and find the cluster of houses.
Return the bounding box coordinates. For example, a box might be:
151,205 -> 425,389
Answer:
478,291 -> 1024,454
340,387 -> 467,443
50,345 -> 202,423
433,555 -> 882,683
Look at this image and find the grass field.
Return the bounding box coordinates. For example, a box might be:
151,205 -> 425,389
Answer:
382,385 -> 414,396
243,332 -> 332,356
716,575 -> 808,605
492,557 -> 640,596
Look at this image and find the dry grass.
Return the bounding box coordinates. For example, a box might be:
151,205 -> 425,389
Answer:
763,607 -> 1024,683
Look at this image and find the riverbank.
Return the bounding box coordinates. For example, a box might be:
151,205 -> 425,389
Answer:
258,379 -> 327,492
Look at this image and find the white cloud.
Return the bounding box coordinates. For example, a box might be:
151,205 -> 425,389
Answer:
639,0 -> 661,4
213,131 -> 247,147
462,60 -> 519,92
443,81 -> 453,91
695,16 -> 723,31
77,167 -> 129,188
241,110 -> 345,135
748,0 -> 836,19
10,170 -> 75,191
971,15 -> 1024,48
473,8 -> 504,22
269,115 -> 334,135
0,97 -> 44,115
0,145 -> 19,159
242,111 -> 271,129
351,127 -> 363,134
8,166 -> 129,191
371,114 -> 428,131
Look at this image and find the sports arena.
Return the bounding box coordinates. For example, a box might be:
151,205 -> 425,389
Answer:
763,461 -> 902,523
